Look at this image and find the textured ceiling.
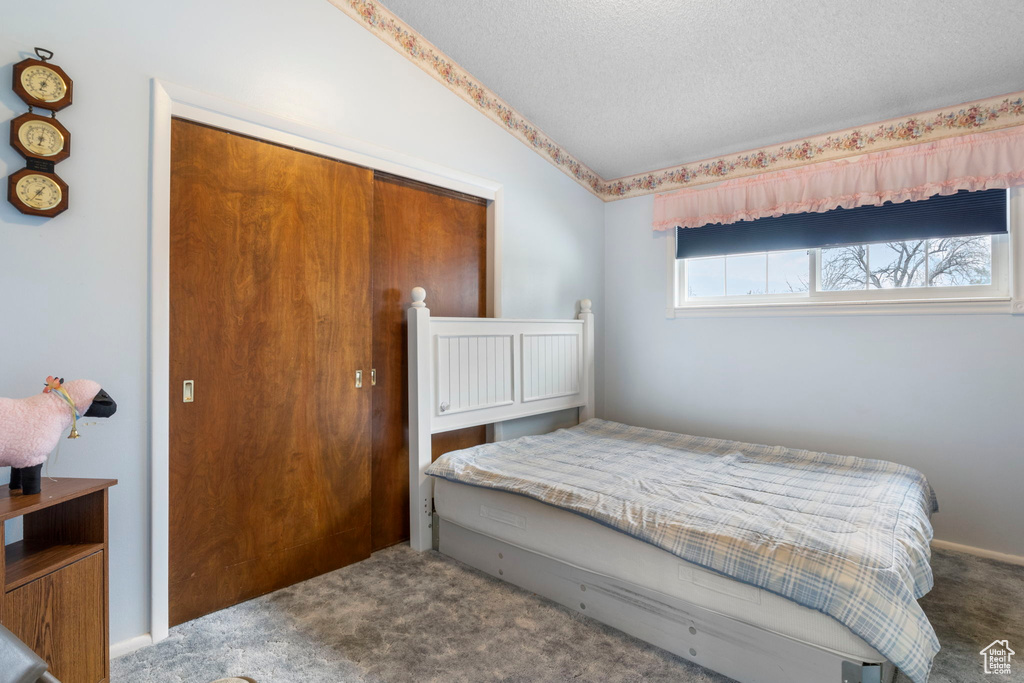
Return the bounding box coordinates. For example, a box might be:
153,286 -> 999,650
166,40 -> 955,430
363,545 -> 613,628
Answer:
381,0 -> 1024,180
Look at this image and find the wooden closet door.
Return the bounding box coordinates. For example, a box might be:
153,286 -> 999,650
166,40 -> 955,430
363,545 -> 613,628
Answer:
371,174 -> 488,551
169,119 -> 373,625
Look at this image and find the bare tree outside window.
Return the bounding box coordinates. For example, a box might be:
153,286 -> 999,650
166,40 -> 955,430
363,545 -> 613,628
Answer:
927,236 -> 992,286
819,244 -> 869,291
819,237 -> 992,291
688,236 -> 996,299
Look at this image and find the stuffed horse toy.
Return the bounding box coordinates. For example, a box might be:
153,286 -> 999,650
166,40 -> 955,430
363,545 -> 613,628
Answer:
0,376 -> 117,495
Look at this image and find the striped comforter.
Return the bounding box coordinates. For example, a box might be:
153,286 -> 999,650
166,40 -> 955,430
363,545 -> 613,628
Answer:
426,419 -> 940,683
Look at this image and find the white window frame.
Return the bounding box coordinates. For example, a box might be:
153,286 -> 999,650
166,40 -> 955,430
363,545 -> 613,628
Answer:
666,187 -> 1024,317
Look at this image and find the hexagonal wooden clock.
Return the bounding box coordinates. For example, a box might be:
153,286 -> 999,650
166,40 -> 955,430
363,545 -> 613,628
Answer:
12,50 -> 73,112
10,112 -> 71,163
7,168 -> 69,218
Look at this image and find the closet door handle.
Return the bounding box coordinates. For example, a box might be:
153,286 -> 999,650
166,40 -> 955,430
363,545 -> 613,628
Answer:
371,369 -> 376,386
355,370 -> 363,388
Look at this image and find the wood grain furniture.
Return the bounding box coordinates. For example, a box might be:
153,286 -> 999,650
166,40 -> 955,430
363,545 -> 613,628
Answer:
169,117 -> 375,626
370,172 -> 487,551
0,478 -> 116,683
168,119 -> 487,624
405,293 -> 898,683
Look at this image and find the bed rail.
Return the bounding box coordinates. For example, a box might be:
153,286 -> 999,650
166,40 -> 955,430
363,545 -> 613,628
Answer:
407,287 -> 594,550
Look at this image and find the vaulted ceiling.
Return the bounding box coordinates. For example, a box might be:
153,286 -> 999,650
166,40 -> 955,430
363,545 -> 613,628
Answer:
336,1 -> 1024,198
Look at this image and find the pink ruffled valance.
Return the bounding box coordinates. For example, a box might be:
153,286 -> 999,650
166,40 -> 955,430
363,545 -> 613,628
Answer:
653,126 -> 1024,231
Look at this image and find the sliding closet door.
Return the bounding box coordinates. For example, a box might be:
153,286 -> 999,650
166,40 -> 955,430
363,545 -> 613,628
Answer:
371,173 -> 488,551
168,119 -> 373,625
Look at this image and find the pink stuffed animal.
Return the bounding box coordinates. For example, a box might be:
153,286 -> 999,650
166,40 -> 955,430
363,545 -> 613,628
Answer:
0,376 -> 116,494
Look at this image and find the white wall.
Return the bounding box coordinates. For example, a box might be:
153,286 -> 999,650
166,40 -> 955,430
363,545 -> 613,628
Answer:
0,0 -> 604,644
604,194 -> 1024,558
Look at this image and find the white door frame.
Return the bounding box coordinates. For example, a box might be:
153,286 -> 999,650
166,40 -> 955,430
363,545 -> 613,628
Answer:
148,79 -> 504,643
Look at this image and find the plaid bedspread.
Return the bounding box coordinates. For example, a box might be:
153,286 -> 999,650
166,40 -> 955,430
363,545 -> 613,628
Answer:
427,419 -> 940,683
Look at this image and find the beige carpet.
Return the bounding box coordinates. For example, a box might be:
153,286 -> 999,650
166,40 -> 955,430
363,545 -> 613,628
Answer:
113,545 -> 1024,682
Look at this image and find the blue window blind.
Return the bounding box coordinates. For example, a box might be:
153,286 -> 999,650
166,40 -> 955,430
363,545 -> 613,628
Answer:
676,189 -> 1008,260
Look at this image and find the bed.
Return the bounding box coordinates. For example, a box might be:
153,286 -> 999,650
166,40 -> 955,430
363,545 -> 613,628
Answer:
406,288 -> 939,683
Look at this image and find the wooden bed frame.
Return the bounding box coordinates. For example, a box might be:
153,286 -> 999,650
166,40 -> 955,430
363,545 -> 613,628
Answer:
406,287 -> 894,683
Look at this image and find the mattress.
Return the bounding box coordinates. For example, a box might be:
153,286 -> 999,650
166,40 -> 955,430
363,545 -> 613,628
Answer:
435,477 -> 882,661
427,418 -> 938,683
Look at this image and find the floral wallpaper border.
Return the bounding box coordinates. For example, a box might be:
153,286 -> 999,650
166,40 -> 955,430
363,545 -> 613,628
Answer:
327,0 -> 604,198
329,0 -> 1024,202
617,93 -> 1024,200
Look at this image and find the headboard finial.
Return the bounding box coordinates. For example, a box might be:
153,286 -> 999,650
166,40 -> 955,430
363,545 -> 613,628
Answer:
579,298 -> 592,314
411,287 -> 427,308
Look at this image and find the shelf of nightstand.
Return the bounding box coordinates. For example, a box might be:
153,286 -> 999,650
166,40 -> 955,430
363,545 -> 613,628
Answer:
0,478 -> 114,521
4,540 -> 104,592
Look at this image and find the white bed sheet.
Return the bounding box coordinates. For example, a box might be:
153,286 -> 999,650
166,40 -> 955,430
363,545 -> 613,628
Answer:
435,477 -> 883,662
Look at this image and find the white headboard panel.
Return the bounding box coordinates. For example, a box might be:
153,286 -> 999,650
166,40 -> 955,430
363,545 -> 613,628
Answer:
429,318 -> 585,432
435,331 -> 515,419
407,287 -> 595,550
521,332 -> 582,403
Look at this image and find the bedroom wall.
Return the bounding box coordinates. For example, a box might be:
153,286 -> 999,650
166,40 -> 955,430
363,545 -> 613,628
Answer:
603,194 -> 1024,558
0,0 -> 604,645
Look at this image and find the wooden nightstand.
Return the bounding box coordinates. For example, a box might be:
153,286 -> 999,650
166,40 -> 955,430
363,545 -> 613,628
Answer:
0,478 -> 116,683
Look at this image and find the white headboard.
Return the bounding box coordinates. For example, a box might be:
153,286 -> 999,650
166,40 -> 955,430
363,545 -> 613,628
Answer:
407,287 -> 595,550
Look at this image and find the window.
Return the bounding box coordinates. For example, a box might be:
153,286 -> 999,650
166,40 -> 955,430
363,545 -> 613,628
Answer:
672,189 -> 1017,313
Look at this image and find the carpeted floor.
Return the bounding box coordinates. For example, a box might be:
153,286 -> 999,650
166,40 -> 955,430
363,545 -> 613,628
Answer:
113,545 -> 1023,682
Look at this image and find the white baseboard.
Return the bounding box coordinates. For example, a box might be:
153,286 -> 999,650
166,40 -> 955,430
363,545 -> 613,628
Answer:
932,539 -> 1024,567
110,633 -> 153,660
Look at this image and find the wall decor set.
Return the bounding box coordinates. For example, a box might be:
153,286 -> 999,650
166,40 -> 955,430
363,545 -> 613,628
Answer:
8,48 -> 72,217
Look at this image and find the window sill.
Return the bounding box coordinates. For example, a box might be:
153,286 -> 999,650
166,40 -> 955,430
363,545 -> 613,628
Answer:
669,297 -> 1019,318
